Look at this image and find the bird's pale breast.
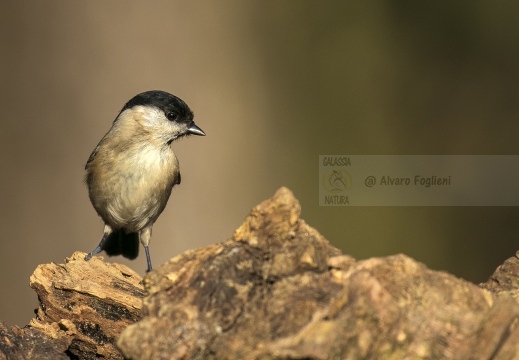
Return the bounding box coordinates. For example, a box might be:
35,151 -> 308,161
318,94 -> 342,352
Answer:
87,141 -> 179,232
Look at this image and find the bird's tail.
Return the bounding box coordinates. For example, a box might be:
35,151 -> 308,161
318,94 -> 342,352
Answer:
102,230 -> 140,260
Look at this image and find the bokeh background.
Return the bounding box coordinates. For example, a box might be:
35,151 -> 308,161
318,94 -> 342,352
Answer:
1,1 -> 519,326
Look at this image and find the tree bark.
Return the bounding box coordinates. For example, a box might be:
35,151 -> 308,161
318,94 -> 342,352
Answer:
2,187 -> 519,359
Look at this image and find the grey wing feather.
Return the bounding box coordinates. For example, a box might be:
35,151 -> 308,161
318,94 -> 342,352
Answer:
85,144 -> 101,169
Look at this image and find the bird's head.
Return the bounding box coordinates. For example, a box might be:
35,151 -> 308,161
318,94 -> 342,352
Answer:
114,90 -> 205,144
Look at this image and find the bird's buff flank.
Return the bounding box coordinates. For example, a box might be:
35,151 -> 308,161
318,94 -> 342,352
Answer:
84,90 -> 205,272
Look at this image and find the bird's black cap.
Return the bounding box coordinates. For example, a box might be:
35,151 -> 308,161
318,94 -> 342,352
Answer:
120,90 -> 194,121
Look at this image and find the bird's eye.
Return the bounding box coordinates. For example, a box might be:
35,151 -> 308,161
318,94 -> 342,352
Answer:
166,112 -> 178,121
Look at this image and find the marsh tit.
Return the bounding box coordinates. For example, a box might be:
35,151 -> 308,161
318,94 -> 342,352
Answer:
84,90 -> 205,272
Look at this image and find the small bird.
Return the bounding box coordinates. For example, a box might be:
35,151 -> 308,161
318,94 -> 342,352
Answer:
84,90 -> 205,272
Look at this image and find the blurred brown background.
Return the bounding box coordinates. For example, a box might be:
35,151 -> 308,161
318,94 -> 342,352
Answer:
1,1 -> 519,326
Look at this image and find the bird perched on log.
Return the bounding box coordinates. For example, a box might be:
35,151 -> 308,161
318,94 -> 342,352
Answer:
84,90 -> 205,272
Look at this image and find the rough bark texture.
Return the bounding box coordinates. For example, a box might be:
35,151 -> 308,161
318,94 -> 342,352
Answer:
0,322 -> 70,360
2,187 -> 519,359
28,252 -> 145,359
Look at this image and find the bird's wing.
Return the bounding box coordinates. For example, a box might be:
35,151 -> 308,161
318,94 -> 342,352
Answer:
175,170 -> 181,185
85,144 -> 101,170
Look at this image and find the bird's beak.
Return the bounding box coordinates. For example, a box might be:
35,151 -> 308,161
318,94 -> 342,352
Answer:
187,123 -> 206,136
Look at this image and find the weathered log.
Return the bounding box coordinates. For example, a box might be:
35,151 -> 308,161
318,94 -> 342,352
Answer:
2,187 -> 519,359
0,321 -> 70,360
28,252 -> 144,359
